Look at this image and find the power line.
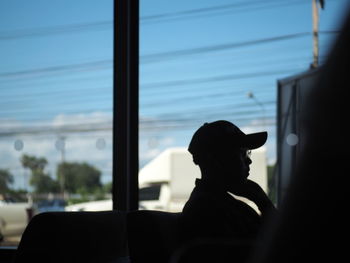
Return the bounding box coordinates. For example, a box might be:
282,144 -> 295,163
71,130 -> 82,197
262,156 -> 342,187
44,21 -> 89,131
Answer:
0,32 -> 331,83
0,21 -> 112,40
0,115 -> 276,137
0,97 -> 277,131
141,0 -> 277,20
1,54 -> 308,103
0,87 -> 275,123
151,100 -> 276,119
141,0 -> 307,24
0,0 -> 309,40
141,89 -> 276,108
141,68 -> 299,89
0,34 -> 301,80
0,60 -> 111,79
0,0 -> 341,41
0,67 -> 298,115
1,52 -> 311,97
141,32 -> 310,63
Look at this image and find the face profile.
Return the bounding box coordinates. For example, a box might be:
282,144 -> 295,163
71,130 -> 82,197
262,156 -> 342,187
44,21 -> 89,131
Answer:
187,120 -> 267,192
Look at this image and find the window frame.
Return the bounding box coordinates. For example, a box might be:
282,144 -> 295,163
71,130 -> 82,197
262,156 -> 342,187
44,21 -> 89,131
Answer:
113,0 -> 140,211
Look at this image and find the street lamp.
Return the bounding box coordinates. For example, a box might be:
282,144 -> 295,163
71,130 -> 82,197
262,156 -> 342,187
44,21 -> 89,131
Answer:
247,91 -> 266,130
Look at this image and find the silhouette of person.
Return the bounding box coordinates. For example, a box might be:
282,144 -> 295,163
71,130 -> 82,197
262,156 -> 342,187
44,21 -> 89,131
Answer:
179,120 -> 276,245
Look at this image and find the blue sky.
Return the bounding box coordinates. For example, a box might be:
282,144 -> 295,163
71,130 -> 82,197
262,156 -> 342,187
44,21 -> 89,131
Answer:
1,0 -> 349,189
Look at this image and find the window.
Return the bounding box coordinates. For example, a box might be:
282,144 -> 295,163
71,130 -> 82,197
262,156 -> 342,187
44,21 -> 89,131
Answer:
0,0 -> 113,247
138,0 -> 348,211
1,0 -> 348,249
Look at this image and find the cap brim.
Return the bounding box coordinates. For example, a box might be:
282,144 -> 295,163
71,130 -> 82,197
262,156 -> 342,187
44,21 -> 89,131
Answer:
242,132 -> 268,149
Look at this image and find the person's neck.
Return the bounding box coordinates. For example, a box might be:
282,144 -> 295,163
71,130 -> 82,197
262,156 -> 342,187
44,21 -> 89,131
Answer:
199,176 -> 227,193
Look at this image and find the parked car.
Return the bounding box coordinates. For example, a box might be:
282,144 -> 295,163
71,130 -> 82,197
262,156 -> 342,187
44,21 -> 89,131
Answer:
0,198 -> 36,242
37,199 -> 66,213
65,199 -> 112,212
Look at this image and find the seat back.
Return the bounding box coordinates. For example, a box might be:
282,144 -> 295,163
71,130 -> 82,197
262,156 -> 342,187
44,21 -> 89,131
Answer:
170,238 -> 254,263
126,210 -> 181,263
13,211 -> 128,263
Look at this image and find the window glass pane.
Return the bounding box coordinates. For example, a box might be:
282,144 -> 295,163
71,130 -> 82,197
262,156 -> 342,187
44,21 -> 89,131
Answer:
139,184 -> 161,201
139,0 -> 349,212
0,0 -> 113,247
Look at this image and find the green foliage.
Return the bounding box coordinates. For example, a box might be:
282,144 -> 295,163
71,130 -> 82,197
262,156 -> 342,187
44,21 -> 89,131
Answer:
93,187 -> 109,201
66,182 -> 111,205
103,181 -> 112,194
30,173 -> 60,194
19,154 -> 104,198
7,189 -> 28,202
0,169 -> 28,201
67,196 -> 91,206
21,154 -> 47,172
0,169 -> 14,193
20,154 -> 59,194
57,162 -> 102,194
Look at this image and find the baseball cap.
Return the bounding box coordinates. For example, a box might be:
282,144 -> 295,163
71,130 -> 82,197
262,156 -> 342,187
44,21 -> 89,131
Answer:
188,120 -> 267,155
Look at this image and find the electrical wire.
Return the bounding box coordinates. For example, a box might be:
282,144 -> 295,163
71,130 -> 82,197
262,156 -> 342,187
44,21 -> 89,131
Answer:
0,0 -> 310,40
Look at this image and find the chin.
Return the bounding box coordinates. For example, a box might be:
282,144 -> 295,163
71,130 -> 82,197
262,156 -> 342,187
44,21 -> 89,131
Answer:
241,172 -> 249,180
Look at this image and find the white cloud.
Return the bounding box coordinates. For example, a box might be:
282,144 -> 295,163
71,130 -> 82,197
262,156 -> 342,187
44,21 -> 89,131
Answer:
0,118 -> 23,129
52,111 -> 112,127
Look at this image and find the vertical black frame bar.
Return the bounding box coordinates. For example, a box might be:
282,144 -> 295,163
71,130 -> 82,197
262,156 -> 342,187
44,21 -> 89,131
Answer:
276,80 -> 281,206
276,79 -> 296,206
113,0 -> 139,211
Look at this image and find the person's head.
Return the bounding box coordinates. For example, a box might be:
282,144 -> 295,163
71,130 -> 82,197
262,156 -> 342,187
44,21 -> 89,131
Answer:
188,120 -> 267,191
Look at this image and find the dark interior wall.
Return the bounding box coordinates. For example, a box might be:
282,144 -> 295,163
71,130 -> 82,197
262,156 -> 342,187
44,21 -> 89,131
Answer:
250,8 -> 350,263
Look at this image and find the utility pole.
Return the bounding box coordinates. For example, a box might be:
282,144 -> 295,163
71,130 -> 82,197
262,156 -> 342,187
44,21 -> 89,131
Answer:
311,0 -> 325,68
55,136 -> 66,197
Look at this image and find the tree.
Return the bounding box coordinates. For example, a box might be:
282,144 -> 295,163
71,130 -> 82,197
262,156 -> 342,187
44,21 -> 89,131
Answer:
0,169 -> 14,193
20,154 -> 60,194
21,155 -> 47,171
56,162 -> 102,194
